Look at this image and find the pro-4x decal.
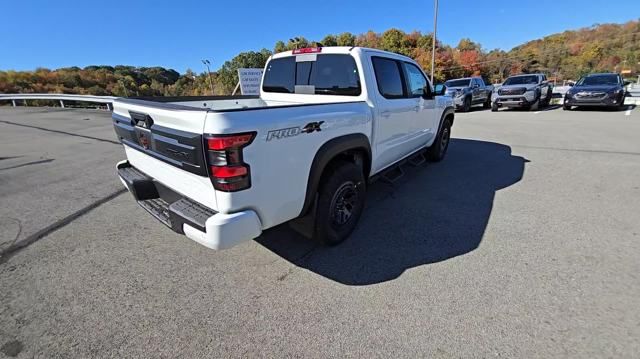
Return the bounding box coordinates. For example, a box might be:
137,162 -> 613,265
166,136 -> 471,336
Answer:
266,121 -> 325,141
301,121 -> 324,133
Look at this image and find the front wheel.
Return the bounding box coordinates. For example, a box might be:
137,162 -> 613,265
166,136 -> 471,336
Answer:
314,161 -> 366,246
563,104 -> 572,111
618,95 -> 627,110
491,102 -> 499,112
529,98 -> 540,111
461,96 -> 472,112
426,118 -> 452,162
541,91 -> 551,107
483,95 -> 492,109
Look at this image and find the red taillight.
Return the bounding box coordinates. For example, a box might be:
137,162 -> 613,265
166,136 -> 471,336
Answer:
210,165 -> 248,178
206,133 -> 254,151
204,132 -> 256,192
292,47 -> 322,55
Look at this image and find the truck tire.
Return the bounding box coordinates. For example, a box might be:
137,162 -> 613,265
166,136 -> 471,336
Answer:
483,95 -> 492,109
426,117 -> 452,162
618,95 -> 627,111
529,98 -> 540,111
461,96 -> 472,112
313,161 -> 366,246
542,89 -> 551,107
491,102 -> 499,112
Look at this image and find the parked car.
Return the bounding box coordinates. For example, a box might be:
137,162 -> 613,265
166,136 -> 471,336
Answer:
111,47 -> 454,250
444,76 -> 493,112
563,73 -> 629,110
491,73 -> 552,111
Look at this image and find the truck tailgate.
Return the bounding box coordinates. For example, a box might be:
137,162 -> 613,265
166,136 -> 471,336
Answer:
112,99 -> 217,210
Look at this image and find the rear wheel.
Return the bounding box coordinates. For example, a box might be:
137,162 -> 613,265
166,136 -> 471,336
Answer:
314,161 -> 366,246
426,118 -> 452,162
491,102 -> 499,112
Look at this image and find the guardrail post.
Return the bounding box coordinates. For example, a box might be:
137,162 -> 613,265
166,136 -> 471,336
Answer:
23,100 -> 28,107
59,100 -> 65,108
106,103 -> 112,111
12,100 -> 16,107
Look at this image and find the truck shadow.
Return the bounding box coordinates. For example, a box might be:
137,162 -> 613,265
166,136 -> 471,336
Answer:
256,139 -> 528,286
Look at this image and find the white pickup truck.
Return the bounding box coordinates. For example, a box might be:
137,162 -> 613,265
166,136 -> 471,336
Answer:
112,47 -> 454,250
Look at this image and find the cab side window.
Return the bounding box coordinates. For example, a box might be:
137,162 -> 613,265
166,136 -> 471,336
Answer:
403,62 -> 428,97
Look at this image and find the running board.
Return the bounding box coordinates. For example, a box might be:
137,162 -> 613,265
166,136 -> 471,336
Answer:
381,166 -> 404,183
407,152 -> 426,167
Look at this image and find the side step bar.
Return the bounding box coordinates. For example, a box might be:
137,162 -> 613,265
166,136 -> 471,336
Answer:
372,150 -> 429,184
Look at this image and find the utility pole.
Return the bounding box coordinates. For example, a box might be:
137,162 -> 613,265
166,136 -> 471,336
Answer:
430,0 -> 439,85
201,59 -> 215,95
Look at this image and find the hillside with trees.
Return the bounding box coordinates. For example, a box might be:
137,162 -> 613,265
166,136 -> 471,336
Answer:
1,20 -> 638,98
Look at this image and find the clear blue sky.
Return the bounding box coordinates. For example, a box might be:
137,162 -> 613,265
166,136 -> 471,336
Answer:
1,0 -> 637,73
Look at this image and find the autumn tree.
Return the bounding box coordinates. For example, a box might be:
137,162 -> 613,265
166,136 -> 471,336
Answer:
2,20 -> 638,101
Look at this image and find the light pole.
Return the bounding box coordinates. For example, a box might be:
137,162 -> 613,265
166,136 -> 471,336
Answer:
430,0 -> 439,85
201,59 -> 215,95
289,37 -> 301,49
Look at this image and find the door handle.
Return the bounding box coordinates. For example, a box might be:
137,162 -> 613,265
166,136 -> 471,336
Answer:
381,110 -> 392,117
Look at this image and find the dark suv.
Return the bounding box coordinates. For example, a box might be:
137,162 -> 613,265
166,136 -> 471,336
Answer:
564,73 -> 629,110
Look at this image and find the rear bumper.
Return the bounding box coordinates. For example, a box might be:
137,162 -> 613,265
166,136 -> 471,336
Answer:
117,160 -> 262,250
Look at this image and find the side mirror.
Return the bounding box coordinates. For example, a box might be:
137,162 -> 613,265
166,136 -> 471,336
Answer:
432,84 -> 446,97
472,84 -> 480,89
568,83 -> 574,87
422,85 -> 434,99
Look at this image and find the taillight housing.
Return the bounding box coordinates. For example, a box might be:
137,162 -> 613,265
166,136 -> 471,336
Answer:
204,132 -> 256,192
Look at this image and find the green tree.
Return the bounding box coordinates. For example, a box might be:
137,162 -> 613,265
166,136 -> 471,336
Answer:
456,38 -> 481,52
274,41 -> 287,53
380,29 -> 411,56
321,34 -> 337,46
336,32 -> 356,46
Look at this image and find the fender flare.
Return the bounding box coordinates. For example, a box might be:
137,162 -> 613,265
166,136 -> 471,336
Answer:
438,106 -> 455,132
299,133 -> 371,217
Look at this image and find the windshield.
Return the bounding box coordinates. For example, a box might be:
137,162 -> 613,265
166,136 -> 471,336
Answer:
262,54 -> 361,96
576,74 -> 619,86
445,79 -> 471,87
503,75 -> 539,85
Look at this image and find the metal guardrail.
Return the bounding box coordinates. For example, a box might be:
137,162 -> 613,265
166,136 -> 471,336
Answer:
0,93 -> 116,110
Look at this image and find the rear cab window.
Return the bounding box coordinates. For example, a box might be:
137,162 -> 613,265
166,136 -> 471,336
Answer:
262,54 -> 361,96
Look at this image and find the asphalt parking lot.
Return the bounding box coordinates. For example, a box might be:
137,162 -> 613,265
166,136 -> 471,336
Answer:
1,104 -> 639,357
